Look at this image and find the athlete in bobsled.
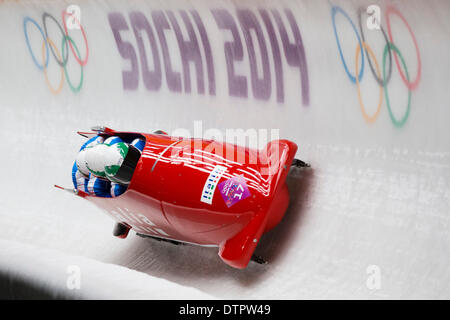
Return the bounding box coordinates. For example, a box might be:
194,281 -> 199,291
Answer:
72,135 -> 145,196
61,126 -> 309,269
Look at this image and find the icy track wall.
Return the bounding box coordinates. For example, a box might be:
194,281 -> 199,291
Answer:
0,0 -> 449,299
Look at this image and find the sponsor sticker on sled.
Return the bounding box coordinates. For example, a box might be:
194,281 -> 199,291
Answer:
219,175 -> 251,208
200,165 -> 227,204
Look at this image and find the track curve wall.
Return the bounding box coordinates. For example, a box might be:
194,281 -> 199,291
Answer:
0,0 -> 449,298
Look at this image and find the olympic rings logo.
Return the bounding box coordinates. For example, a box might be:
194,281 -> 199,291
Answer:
331,5 -> 421,128
23,11 -> 89,94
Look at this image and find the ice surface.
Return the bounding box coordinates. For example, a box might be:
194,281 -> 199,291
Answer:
0,0 -> 449,299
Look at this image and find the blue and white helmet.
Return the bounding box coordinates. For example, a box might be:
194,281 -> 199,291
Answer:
131,138 -> 145,152
76,135 -> 104,176
72,135 -> 135,197
79,135 -> 104,151
104,136 -> 124,146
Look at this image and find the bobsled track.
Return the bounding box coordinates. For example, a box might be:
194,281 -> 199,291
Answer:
0,0 -> 449,299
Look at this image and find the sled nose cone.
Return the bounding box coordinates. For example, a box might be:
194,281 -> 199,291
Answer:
218,139 -> 298,269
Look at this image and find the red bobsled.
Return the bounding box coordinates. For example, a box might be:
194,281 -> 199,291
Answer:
66,126 -> 307,269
